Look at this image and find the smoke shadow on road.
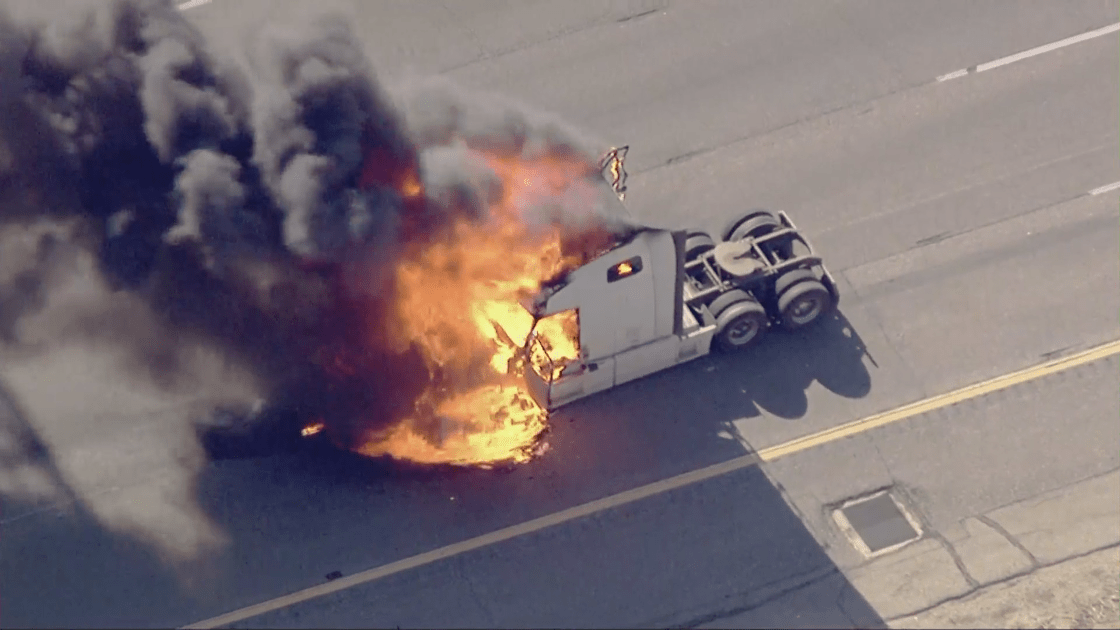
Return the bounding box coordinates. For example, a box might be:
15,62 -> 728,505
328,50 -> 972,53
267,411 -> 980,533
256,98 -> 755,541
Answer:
1,306 -> 883,628
0,379 -> 200,629
234,458 -> 886,629
168,306 -> 883,627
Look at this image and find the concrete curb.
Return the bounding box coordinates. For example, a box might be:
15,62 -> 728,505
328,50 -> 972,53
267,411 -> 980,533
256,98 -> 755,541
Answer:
699,468 -> 1120,629
857,468 -> 1120,623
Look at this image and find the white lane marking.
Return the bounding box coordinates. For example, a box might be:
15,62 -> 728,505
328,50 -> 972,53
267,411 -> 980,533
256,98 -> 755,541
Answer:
1089,181 -> 1120,196
936,69 -> 969,82
937,21 -> 1120,82
177,0 -> 214,10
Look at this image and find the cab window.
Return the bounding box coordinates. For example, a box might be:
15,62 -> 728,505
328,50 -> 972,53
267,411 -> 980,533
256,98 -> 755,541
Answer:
607,256 -> 643,283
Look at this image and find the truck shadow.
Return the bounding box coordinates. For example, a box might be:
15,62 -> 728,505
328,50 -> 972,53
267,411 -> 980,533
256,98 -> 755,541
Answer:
542,308 -> 874,481
728,309 -> 874,418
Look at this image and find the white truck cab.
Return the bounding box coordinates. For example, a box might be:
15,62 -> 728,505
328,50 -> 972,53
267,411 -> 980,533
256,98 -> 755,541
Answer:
521,147 -> 840,412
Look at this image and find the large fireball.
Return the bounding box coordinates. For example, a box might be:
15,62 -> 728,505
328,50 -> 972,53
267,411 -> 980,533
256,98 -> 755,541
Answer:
343,149 -> 617,468
1,0 -> 633,473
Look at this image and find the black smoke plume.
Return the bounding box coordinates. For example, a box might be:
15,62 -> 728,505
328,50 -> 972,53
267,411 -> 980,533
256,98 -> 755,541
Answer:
0,0 -> 632,454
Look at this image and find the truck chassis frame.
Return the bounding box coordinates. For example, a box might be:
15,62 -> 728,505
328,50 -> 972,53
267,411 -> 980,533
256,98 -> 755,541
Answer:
681,211 -> 840,326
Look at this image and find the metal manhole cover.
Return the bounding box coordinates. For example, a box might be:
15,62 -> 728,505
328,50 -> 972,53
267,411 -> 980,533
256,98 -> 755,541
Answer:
833,490 -> 922,558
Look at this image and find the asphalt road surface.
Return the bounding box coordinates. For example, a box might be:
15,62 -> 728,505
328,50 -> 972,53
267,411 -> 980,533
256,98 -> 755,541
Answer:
1,1 -> 1117,628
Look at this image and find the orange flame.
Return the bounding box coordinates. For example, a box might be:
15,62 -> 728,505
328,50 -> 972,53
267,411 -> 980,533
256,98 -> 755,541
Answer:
399,171 -> 423,200
353,150 -> 614,467
528,309 -> 580,380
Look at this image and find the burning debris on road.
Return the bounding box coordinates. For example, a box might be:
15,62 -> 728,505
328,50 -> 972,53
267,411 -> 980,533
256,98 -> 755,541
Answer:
0,0 -> 637,468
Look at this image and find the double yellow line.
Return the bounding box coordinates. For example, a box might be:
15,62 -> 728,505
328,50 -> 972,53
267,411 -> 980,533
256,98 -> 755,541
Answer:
760,339 -> 1120,460
185,339 -> 1120,629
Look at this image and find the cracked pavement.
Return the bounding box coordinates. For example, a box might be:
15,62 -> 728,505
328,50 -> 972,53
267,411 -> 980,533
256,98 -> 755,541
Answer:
702,469 -> 1120,628
894,545 -> 1120,630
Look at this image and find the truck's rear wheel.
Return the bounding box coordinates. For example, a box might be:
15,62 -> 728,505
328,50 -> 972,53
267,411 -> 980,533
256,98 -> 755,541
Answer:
722,210 -> 779,242
774,268 -> 816,294
775,270 -> 833,331
710,290 -> 769,351
685,231 -> 715,260
723,210 -> 795,258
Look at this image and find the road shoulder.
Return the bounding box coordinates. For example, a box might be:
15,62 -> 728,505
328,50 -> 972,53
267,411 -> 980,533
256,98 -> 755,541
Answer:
892,545 -> 1119,629
700,468 -> 1120,629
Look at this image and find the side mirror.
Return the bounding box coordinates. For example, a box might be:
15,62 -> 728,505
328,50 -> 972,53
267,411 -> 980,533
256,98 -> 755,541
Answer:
599,146 -> 630,202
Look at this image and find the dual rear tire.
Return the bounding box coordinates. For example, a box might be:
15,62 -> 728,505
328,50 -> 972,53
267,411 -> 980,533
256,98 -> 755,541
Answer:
710,289 -> 769,352
689,207 -> 789,261
710,268 -> 834,352
773,268 -> 832,331
721,210 -> 781,242
684,230 -> 716,261
722,208 -> 794,259
703,209 -> 836,352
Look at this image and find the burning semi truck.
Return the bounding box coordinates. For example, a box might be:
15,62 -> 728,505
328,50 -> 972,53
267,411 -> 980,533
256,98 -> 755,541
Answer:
519,146 -> 840,412
198,146 -> 838,468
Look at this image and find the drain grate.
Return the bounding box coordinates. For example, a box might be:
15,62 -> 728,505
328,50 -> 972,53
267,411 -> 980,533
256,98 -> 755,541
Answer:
833,490 -> 922,557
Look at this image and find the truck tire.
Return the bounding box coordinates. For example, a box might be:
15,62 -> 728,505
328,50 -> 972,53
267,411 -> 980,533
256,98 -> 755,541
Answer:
721,210 -> 778,242
707,288 -> 751,318
709,289 -> 769,351
714,299 -> 769,352
685,232 -> 715,260
773,268 -> 817,295
776,272 -> 833,331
